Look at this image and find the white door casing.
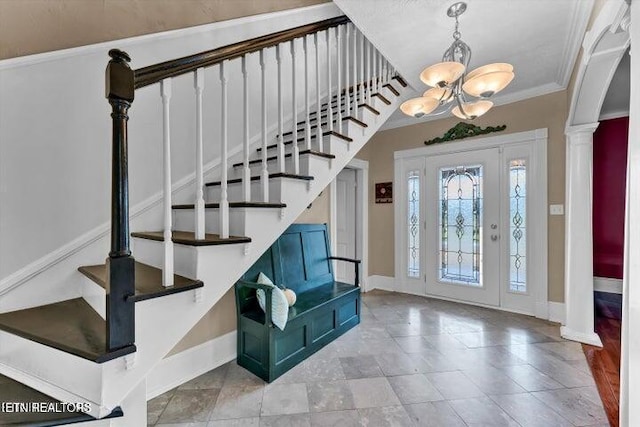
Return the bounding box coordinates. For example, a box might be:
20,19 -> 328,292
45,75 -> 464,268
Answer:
335,168 -> 358,284
394,129 -> 548,318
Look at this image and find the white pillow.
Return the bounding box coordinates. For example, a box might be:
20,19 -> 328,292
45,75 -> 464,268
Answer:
255,272 -> 289,331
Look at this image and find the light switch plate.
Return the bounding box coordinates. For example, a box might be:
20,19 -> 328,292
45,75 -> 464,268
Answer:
549,204 -> 564,215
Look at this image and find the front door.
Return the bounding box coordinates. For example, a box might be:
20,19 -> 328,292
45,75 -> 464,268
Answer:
424,148 -> 501,306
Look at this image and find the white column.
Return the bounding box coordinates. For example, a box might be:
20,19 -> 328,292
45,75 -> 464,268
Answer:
241,55 -> 251,202
219,61 -> 229,239
562,123 -> 601,346
291,39 -> 300,174
193,68 -> 205,240
259,50 -> 269,202
160,79 -> 174,286
621,3 -> 639,425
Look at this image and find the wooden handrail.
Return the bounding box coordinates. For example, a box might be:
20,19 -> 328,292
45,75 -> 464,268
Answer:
134,15 -> 350,89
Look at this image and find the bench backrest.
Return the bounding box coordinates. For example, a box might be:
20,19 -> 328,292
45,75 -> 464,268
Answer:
237,223 -> 335,313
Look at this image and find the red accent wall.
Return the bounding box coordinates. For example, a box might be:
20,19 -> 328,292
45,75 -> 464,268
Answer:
593,117 -> 628,279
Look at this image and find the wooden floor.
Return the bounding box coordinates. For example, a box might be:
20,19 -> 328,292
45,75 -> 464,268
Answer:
582,291 -> 622,427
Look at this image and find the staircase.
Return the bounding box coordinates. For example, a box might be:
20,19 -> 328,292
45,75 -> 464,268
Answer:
0,15 -> 409,425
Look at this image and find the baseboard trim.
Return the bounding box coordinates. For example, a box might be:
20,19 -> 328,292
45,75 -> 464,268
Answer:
366,275 -> 396,292
146,331 -> 237,400
560,326 -> 603,347
548,301 -> 566,324
594,276 -> 623,294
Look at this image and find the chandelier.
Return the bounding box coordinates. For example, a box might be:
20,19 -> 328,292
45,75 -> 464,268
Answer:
400,2 -> 514,120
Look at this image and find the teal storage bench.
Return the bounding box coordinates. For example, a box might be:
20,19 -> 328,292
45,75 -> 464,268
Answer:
234,223 -> 361,382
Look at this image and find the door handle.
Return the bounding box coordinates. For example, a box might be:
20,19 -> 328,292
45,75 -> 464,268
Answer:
491,234 -> 499,241
491,224 -> 498,230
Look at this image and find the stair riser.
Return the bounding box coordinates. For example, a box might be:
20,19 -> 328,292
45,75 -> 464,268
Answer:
132,237 -> 199,280
81,277 -> 106,319
231,152 -> 331,179
206,177 -> 295,204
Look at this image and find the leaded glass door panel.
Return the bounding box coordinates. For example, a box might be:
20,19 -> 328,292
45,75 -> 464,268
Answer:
425,148 -> 501,306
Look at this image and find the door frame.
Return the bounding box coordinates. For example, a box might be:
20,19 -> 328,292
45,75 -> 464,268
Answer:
394,128 -> 549,319
330,158 -> 369,291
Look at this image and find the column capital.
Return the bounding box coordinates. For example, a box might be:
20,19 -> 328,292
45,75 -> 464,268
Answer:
565,122 -> 600,137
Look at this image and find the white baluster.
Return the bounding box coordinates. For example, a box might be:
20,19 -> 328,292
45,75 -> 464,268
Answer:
160,78 -> 174,287
337,25 -> 343,132
366,39 -> 372,105
219,61 -> 229,239
345,25 -> 352,120
194,69 -> 205,240
304,36 -> 312,151
291,39 -> 300,174
353,27 -> 359,113
315,32 -> 323,152
242,55 -> 251,202
377,49 -> 382,93
260,50 -> 269,202
326,28 -> 333,132
276,44 -> 285,173
359,29 -> 365,107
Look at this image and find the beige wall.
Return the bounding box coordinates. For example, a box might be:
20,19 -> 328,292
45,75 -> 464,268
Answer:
0,0 -> 329,60
295,185 -> 331,224
361,90 -> 568,303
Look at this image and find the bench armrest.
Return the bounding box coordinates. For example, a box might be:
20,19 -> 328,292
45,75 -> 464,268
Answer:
328,256 -> 361,287
237,280 -> 274,328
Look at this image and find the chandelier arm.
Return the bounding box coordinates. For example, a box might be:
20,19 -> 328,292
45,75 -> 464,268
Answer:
454,91 -> 473,120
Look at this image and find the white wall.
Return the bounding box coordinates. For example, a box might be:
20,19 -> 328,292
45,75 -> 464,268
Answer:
0,4 -> 342,301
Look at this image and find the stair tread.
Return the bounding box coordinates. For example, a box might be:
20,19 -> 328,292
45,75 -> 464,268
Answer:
132,230 -> 251,246
78,262 -> 203,303
392,75 -> 408,87
173,201 -> 287,209
383,82 -> 400,96
233,150 -> 334,168
0,298 -> 135,363
283,117 -> 367,138
0,374 -> 123,426
205,172 -> 314,187
257,131 -> 352,153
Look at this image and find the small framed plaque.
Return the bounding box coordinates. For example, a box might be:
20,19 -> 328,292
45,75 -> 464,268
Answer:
375,182 -> 393,203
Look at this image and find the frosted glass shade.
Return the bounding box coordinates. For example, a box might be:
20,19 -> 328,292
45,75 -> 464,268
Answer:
465,63 -> 513,81
463,71 -> 514,98
400,97 -> 439,117
452,100 -> 493,120
420,62 -> 465,87
424,87 -> 453,103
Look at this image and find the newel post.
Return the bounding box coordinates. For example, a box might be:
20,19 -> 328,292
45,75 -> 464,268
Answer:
105,49 -> 136,352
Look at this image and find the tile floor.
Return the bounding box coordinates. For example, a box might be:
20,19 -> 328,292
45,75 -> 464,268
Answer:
147,290 -> 608,426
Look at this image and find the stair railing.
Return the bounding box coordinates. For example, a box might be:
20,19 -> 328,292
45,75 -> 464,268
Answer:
104,15 -> 398,352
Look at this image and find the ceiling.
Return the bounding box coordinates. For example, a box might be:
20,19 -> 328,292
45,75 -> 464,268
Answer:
333,0 -> 595,129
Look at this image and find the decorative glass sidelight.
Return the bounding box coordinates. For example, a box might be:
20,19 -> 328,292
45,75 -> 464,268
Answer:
439,165 -> 482,286
408,171 -> 421,278
509,160 -> 527,292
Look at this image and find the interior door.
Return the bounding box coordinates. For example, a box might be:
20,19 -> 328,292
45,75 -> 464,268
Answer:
424,148 -> 501,306
336,168 -> 357,284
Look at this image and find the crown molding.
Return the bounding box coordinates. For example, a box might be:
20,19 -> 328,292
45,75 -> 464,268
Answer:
557,0 -> 595,88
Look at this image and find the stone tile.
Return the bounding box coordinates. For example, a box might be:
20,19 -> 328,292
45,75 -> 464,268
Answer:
425,371 -> 485,400
269,360 -> 307,385
374,352 -> 429,376
156,423 -> 208,427
533,341 -> 586,361
303,357 -> 345,382
210,385 -> 263,420
503,364 -> 564,392
532,387 -> 608,426
207,418 -> 259,427
448,396 -> 520,426
179,365 -> 228,390
339,356 -> 384,379
404,401 -> 467,427
259,413 -> 311,427
387,374 -> 443,404
148,389 -> 175,425
393,335 -> 433,354
309,410 -> 360,427
157,389 -> 220,424
357,406 -> 414,427
224,362 -> 266,387
490,393 -> 573,427
385,322 -> 423,337
347,377 -> 401,408
260,383 -> 309,416
306,380 -> 355,412
461,366 -> 526,395
413,350 -> 459,373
